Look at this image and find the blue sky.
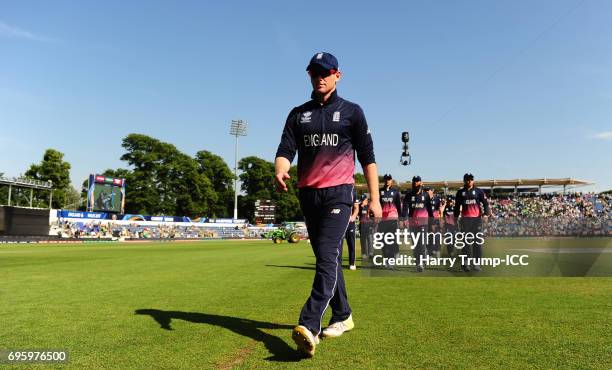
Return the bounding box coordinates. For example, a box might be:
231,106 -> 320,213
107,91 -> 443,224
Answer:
1,0 -> 611,193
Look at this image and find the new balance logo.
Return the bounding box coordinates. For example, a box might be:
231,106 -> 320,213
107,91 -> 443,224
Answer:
332,111 -> 340,122
330,209 -> 341,214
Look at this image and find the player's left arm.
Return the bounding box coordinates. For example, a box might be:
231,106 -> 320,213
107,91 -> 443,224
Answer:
480,190 -> 492,217
363,164 -> 381,218
453,190 -> 462,219
393,190 -> 402,216
400,191 -> 409,219
350,190 -> 360,222
350,201 -> 359,222
425,193 -> 434,218
351,105 -> 381,218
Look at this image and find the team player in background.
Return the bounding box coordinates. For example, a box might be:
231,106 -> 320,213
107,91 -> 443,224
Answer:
453,173 -> 492,271
441,196 -> 457,257
379,174 -> 402,261
275,52 -> 382,357
344,188 -> 360,270
402,176 -> 433,272
358,194 -> 373,260
426,187 -> 442,258
380,174 -> 401,218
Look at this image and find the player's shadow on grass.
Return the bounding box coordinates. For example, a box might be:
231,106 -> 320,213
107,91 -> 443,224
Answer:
134,309 -> 301,362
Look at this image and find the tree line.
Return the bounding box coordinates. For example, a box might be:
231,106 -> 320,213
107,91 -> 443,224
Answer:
3,133 -> 356,222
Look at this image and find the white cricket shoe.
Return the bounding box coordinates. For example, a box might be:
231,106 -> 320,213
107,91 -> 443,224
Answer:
321,315 -> 355,338
349,265 -> 357,270
292,325 -> 319,357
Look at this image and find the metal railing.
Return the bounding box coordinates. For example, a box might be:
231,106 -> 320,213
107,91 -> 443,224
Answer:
0,176 -> 53,189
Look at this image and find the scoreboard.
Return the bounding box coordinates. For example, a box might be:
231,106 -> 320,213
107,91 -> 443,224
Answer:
254,199 -> 276,224
86,174 -> 126,213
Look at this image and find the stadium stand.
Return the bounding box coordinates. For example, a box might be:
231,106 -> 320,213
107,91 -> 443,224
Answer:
50,219 -> 250,240
484,192 -> 611,237
356,192 -> 610,238
2,189 -> 609,242
47,211 -> 305,242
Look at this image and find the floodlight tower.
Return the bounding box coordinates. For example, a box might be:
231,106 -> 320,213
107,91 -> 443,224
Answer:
229,120 -> 247,220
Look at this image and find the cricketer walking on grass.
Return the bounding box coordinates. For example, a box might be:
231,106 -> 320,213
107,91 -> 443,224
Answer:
274,52 -> 382,357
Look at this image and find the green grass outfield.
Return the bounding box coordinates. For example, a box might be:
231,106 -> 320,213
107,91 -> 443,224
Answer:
1,239 -> 611,369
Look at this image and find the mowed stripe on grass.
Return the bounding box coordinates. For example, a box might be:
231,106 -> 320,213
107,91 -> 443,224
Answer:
1,240 -> 611,369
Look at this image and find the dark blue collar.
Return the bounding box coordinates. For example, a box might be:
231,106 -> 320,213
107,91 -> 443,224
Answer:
310,89 -> 339,105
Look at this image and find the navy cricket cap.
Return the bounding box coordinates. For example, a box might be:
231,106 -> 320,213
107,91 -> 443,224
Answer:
463,173 -> 474,181
412,175 -> 422,182
383,173 -> 393,180
306,52 -> 339,71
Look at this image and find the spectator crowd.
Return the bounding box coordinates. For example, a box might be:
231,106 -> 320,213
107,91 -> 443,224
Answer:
484,192 -> 611,237
51,220 -> 248,240
49,192 -> 611,240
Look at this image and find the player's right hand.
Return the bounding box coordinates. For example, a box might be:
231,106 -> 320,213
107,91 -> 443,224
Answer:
275,172 -> 290,192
